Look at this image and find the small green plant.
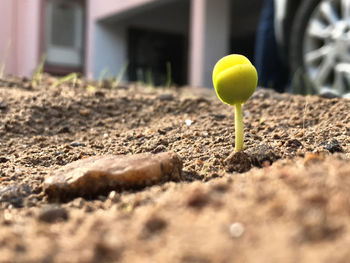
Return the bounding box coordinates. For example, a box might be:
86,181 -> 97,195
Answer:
98,67 -> 110,82
52,72 -> 78,89
165,61 -> 172,89
212,54 -> 258,152
32,53 -> 46,87
115,61 -> 129,88
146,68 -> 154,88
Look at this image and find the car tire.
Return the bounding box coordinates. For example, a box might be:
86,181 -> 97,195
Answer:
289,0 -> 321,94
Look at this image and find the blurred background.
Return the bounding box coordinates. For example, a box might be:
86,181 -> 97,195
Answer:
0,0 -> 349,96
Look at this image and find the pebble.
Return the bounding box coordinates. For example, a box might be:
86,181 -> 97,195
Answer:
152,145 -> 167,153
229,222 -> 245,238
44,151 -> 183,200
185,119 -> 192,126
158,93 -> 174,101
319,139 -> 342,153
295,131 -> 304,138
0,157 -> 9,163
212,113 -> 226,120
94,91 -> 105,97
319,91 -> 340,99
58,125 -> 71,133
0,100 -> 7,110
79,109 -> 90,116
286,139 -> 303,149
108,191 -> 120,202
202,131 -> 209,137
70,142 -> 86,147
38,205 -> 68,223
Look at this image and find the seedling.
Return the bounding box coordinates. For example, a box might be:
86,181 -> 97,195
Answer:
115,61 -> 129,88
165,61 -> 172,89
32,53 -> 46,88
52,72 -> 78,89
212,54 -> 258,152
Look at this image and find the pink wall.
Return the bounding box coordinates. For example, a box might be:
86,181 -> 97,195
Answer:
0,0 -> 16,75
0,0 -> 41,77
86,0 -> 161,78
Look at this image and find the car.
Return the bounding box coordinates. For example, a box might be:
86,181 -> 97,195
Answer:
274,0 -> 350,97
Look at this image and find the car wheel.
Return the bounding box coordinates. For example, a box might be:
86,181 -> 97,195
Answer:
290,0 -> 350,97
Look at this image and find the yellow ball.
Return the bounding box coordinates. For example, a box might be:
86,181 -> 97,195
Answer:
212,54 -> 258,105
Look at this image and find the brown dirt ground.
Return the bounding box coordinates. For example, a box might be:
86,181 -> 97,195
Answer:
1,75 -> 350,263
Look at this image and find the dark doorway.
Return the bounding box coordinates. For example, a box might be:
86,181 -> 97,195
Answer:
127,27 -> 187,86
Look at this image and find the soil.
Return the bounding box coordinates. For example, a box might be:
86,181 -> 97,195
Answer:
1,75 -> 350,263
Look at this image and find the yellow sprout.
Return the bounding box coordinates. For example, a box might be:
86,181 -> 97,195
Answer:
212,54 -> 258,152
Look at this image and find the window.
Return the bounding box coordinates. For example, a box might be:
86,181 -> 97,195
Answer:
45,0 -> 84,68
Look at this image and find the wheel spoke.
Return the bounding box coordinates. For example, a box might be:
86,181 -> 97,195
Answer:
304,45 -> 332,64
315,56 -> 334,85
320,1 -> 339,25
308,19 -> 331,39
341,0 -> 350,20
334,68 -> 346,94
334,63 -> 350,93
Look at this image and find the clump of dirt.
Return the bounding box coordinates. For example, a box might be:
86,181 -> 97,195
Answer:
1,75 -> 350,262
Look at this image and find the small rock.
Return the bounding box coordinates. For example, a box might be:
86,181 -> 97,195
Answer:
44,151 -> 182,200
286,139 -> 303,149
319,91 -> 340,99
38,205 -> 68,223
157,128 -> 167,135
70,142 -> 86,147
58,125 -> 71,134
224,151 -> 251,173
158,93 -> 174,101
54,151 -> 63,156
319,139 -> 342,153
95,91 -> 105,97
0,157 -> 9,163
0,101 -> 7,110
79,109 -> 90,116
108,191 -> 120,202
152,145 -> 167,153
229,222 -> 245,238
212,113 -> 226,120
185,119 -> 192,126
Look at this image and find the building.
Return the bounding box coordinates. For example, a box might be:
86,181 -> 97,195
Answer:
0,0 -> 262,88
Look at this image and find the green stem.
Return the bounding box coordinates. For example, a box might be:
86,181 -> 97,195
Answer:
234,103 -> 244,152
